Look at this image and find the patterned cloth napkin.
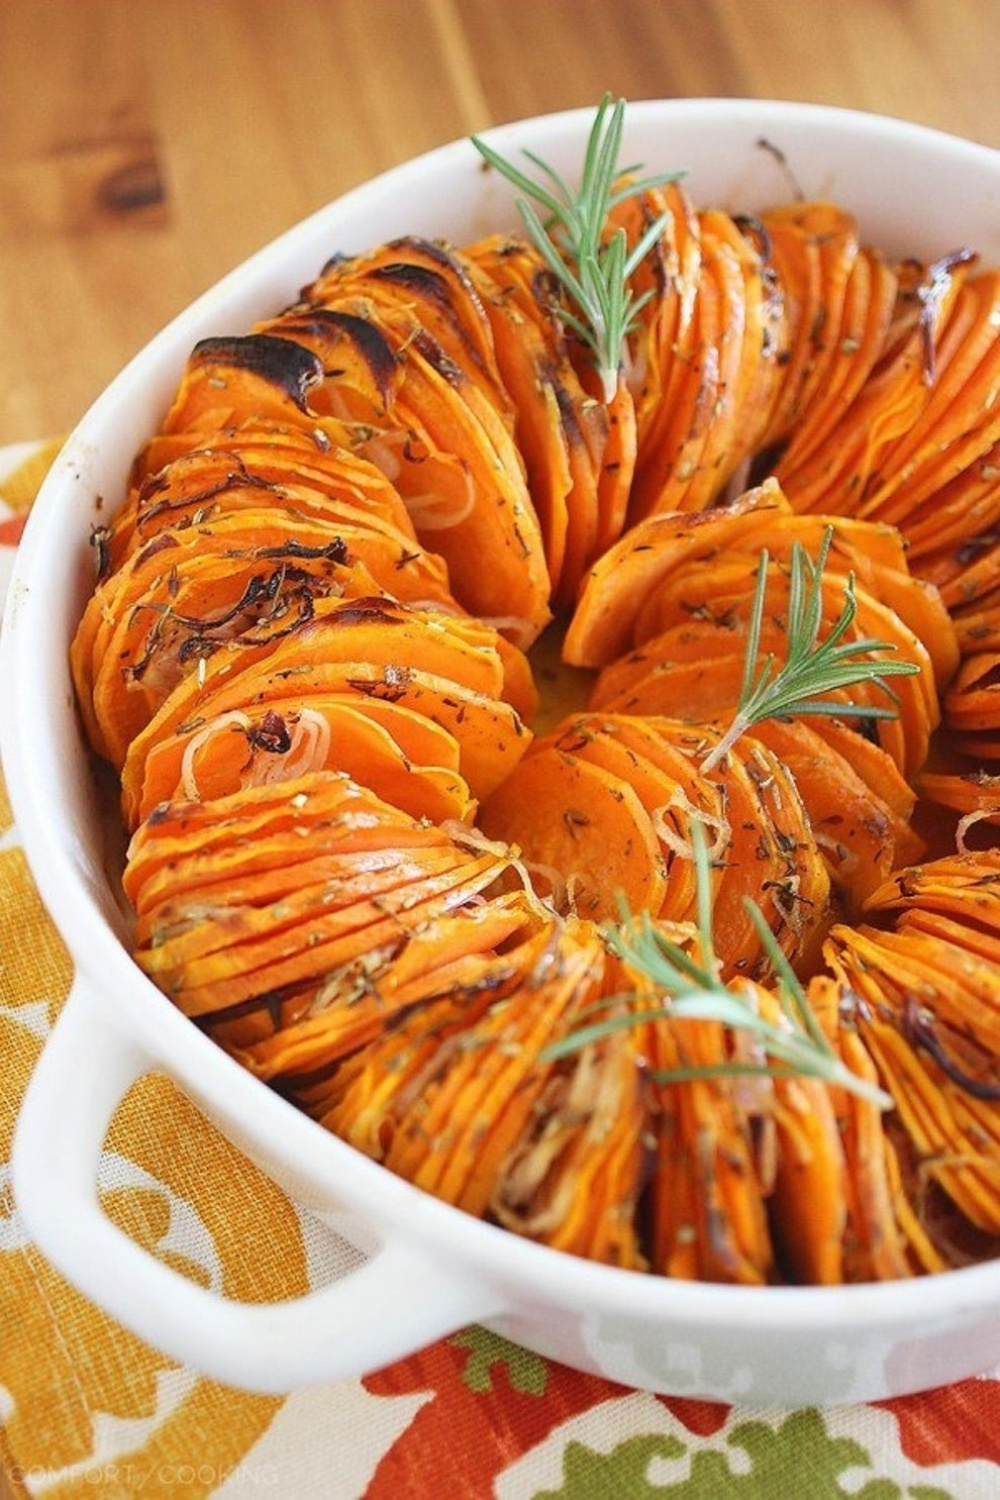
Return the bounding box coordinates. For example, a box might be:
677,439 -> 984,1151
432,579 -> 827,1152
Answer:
2,443 -> 999,1500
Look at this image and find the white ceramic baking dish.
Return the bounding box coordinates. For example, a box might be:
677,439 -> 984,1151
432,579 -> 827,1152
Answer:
5,99 -> 1000,1406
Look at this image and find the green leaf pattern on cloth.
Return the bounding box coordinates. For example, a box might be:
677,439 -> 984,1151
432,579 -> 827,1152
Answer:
533,1410 -> 955,1499
451,1326 -> 550,1396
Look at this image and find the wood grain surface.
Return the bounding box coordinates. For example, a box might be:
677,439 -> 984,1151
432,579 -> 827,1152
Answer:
0,0 -> 997,446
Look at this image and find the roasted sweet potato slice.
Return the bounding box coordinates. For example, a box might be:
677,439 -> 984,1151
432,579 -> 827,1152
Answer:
74,528 -> 386,767
855,271 -> 1000,531
756,202 -> 864,450
563,364 -> 636,607
154,850 -> 520,1021
479,742 -> 668,922
119,594 -> 530,823
706,730 -> 833,976
824,860 -> 1000,1248
917,769 -> 1000,850
465,236 -> 575,595
134,697 -> 476,827
124,666 -> 528,830
486,1014 -> 648,1266
944,650 -> 1000,753
115,454 -> 420,568
637,993 -> 776,1285
124,771 -> 458,912
766,999 -> 850,1287
136,415 -> 377,491
125,769 -> 532,1046
846,978 -> 1000,1234
861,849 -> 1000,934
104,489 -> 533,726
572,490 -> 955,706
806,717 -> 917,823
625,213 -> 737,524
836,1023 -> 921,1280
565,481 -> 787,668
592,628 -> 921,781
901,434 -> 1000,573
237,893 -> 537,1074
624,183 -> 703,517
152,333 -> 328,443
777,250 -> 973,515
255,300 -> 552,645
549,712 -> 718,927
751,717 -> 918,912
307,919 -> 647,1266
767,220 -> 897,467
465,233 -> 628,606
301,236 -> 510,405
136,843 -> 482,973
591,572 -> 937,780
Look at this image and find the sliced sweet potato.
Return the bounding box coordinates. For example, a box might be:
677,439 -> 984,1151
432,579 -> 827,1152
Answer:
752,716 -> 917,912
256,300 -> 552,646
565,481 -> 787,668
757,202 -> 863,449
119,594 -> 530,824
301,236 -> 510,406
766,1000 -> 850,1285
465,233 -> 621,606
777,249 -> 973,515
242,893 -> 537,1078
549,712 -> 717,927
641,998 -> 776,1284
944,650 -> 1000,752
857,271 -> 1000,530
134,697 -> 476,827
479,742 -> 668,922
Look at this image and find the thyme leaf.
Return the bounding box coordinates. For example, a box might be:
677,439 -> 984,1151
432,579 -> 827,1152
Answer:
700,525 -> 921,773
542,820 -> 892,1109
471,94 -> 684,401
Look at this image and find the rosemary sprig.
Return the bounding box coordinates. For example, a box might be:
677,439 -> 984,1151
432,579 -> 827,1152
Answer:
542,820 -> 893,1109
699,526 -> 922,773
471,94 -> 683,401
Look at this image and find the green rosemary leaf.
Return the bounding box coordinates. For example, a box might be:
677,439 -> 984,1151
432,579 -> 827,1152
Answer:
605,906 -> 714,992
471,94 -> 684,401
541,1005 -> 673,1060
700,526 -> 921,772
740,547 -> 771,705
472,139 -> 564,214
542,820 -> 892,1109
624,214 -> 672,278
517,199 -> 587,302
742,896 -> 829,1053
519,147 -> 574,203
784,700 -> 900,720
651,1061 -> 808,1086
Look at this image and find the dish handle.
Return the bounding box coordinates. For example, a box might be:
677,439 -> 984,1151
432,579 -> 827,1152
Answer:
12,975 -> 504,1393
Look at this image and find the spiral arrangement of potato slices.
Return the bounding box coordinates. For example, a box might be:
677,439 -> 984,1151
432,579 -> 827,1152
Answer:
71,171 -> 1000,1286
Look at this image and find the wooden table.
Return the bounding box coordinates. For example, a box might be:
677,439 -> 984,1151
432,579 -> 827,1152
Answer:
0,0 -> 997,448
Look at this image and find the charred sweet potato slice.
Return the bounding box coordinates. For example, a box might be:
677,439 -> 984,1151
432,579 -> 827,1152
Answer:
255,298 -> 553,646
